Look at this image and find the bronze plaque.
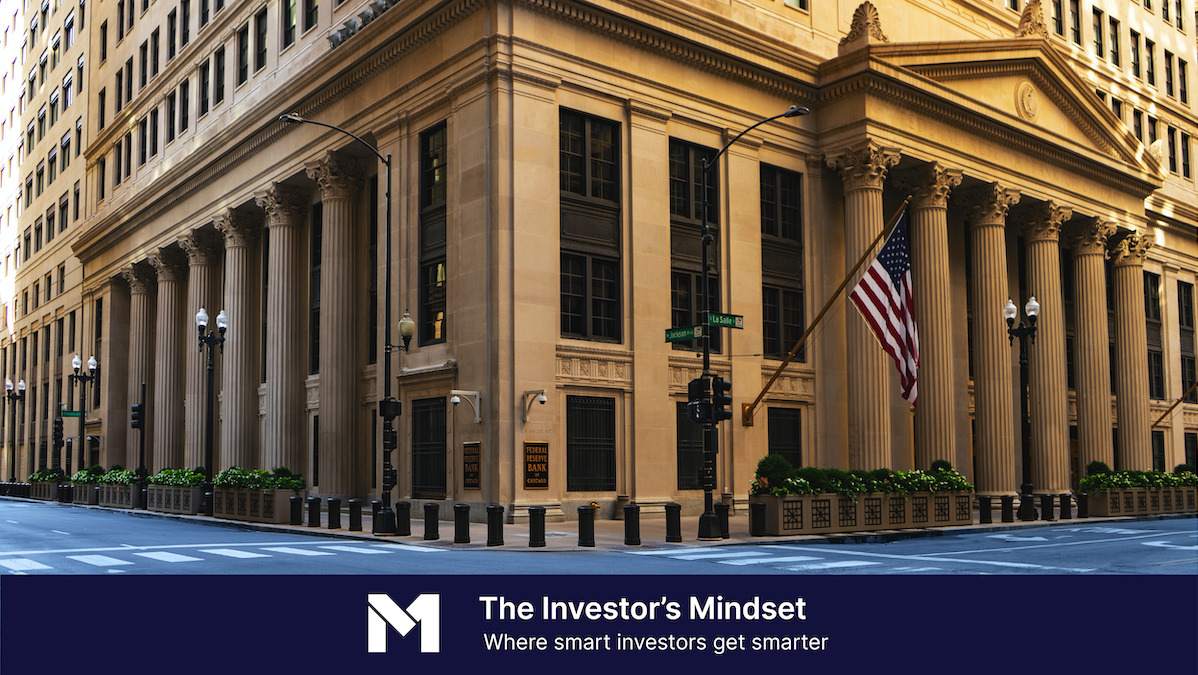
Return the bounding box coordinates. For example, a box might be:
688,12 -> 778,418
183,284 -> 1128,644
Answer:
463,442 -> 481,490
524,442 -> 549,490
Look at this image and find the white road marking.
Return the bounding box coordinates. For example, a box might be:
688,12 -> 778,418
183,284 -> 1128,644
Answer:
783,560 -> 880,571
987,534 -> 1048,542
371,544 -> 446,553
0,558 -> 53,571
319,545 -> 391,554
628,547 -> 722,556
200,548 -> 271,559
1142,541 -> 1198,551
132,551 -> 204,563
719,556 -> 823,566
262,547 -> 335,556
50,530 -> 71,535
776,545 -> 1095,572
670,551 -> 772,561
68,554 -> 134,567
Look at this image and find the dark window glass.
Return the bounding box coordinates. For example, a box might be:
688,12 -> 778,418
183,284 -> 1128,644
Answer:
411,397 -> 447,499
768,407 -> 802,469
566,395 -> 616,492
675,402 -> 703,490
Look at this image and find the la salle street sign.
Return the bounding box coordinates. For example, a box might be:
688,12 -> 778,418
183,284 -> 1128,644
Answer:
708,312 -> 744,329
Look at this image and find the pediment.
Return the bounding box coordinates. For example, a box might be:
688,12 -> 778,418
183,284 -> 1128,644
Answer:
871,39 -> 1159,176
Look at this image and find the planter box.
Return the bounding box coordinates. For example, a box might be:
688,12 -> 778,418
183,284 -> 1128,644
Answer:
1087,488 -> 1198,516
212,488 -> 300,523
1183,487 -> 1197,512
752,492 -> 974,536
72,483 -> 99,505
97,484 -> 136,508
29,482 -> 59,501
147,485 -> 204,515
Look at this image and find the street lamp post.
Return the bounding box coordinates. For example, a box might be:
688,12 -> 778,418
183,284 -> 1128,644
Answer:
70,355 -> 98,476
279,112 -> 406,534
197,308 -> 228,517
695,105 -> 809,540
5,379 -> 25,481
1005,297 -> 1040,522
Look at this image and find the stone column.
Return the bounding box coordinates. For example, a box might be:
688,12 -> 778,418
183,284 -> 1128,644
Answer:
121,264 -> 156,471
1015,201 -> 1072,495
1111,232 -> 1154,470
1067,218 -> 1116,473
827,144 -> 900,470
180,229 -> 221,471
894,163 -> 962,470
307,153 -> 364,498
958,184 -> 1021,496
215,209 -> 260,471
256,184 -> 308,475
148,247 -> 188,472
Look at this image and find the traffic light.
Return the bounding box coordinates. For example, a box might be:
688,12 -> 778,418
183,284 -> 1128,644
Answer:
711,375 -> 733,422
52,418 -> 64,447
687,376 -> 711,424
130,404 -> 142,429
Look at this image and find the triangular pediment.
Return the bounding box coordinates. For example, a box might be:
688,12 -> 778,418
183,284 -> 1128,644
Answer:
873,38 -> 1158,176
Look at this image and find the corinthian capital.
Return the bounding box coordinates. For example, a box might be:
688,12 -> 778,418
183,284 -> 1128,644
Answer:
826,143 -> 900,192
121,263 -> 155,295
255,183 -> 309,229
305,152 -> 364,200
955,182 -> 1021,229
215,209 -> 258,249
1066,217 -> 1115,257
148,247 -> 188,284
179,228 -> 221,267
892,163 -> 963,210
1110,231 -> 1154,267
1013,201 -> 1073,243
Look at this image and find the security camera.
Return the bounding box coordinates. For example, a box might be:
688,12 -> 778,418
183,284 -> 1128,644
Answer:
451,395 -> 461,406
537,394 -> 547,405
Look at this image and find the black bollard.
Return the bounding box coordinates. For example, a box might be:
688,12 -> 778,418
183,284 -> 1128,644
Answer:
349,499 -> 362,531
139,487 -> 148,510
528,506 -> 547,548
424,502 -> 440,540
327,498 -> 341,529
1078,493 -> 1089,518
454,504 -> 470,544
1059,494 -> 1073,520
623,503 -> 641,546
307,496 -> 320,527
93,485 -> 101,506
978,495 -> 993,524
397,501 -> 411,536
487,504 -> 505,547
578,504 -> 596,547
1001,495 -> 1015,523
290,496 -> 303,525
715,502 -> 730,539
371,500 -> 381,522
1040,494 -> 1055,521
748,501 -> 765,537
666,502 -> 683,542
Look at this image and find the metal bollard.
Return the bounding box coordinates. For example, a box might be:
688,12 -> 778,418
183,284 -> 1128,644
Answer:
371,500 -> 381,523
577,505 -> 596,547
423,503 -> 440,540
528,506 -> 547,548
307,496 -> 320,527
290,496 -> 303,525
1078,493 -> 1089,518
623,503 -> 641,546
666,502 -> 683,542
348,499 -> 362,531
978,495 -> 992,524
328,498 -> 342,529
1000,495 -> 1015,523
397,501 -> 411,536
715,502 -> 730,539
454,504 -> 471,544
487,504 -> 505,547
1040,494 -> 1056,521
748,501 -> 765,537
139,487 -> 148,510
1059,494 -> 1072,520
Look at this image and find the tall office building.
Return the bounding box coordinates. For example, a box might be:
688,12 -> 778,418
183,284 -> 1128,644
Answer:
3,0 -> 1195,519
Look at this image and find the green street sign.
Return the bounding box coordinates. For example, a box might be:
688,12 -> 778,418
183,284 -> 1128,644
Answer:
665,325 -> 704,342
61,410 -> 83,418
709,312 -> 744,329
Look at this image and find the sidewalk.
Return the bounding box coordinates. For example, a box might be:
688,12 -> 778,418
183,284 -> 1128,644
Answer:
34,496 -> 1195,552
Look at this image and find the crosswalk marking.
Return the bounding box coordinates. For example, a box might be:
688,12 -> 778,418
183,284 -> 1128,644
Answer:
670,551 -> 769,561
319,545 -> 392,554
783,560 -> 880,571
372,543 -> 446,553
628,547 -> 719,556
133,551 -> 203,563
68,554 -> 134,567
262,546 -> 335,556
200,548 -> 271,559
0,558 -> 52,571
719,555 -> 823,566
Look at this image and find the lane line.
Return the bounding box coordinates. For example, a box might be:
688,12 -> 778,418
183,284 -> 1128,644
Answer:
371,544 -> 446,553
319,545 -> 392,554
718,556 -> 823,566
783,561 -> 880,571
670,551 -> 772,561
262,547 -> 336,556
200,548 -> 271,559
132,551 -> 204,563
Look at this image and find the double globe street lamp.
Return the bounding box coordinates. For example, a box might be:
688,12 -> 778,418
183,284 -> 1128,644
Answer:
1005,296 -> 1040,522
5,379 -> 25,481
69,355 -> 98,478
197,308 -> 228,516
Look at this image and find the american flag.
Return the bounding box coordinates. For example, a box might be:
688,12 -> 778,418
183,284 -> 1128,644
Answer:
848,211 -> 920,404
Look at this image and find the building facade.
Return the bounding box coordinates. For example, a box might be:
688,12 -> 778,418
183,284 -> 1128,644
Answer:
2,0 -> 1196,519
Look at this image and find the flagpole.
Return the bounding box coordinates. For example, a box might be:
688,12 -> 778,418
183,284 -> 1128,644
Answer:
1151,378 -> 1198,428
741,195 -> 912,426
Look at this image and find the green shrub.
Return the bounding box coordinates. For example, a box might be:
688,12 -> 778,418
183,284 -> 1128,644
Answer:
70,467 -> 105,484
1085,460 -> 1113,476
29,467 -> 65,483
1175,464 -> 1195,475
213,466 -> 306,491
99,469 -> 139,485
929,459 -> 954,473
148,468 -> 206,487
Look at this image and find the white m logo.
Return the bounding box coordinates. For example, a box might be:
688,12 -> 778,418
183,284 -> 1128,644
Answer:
367,593 -> 441,654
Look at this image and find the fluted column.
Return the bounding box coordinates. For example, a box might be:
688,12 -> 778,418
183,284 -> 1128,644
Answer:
180,230 -> 221,471
121,264 -> 156,471
1016,201 -> 1073,494
1068,218 -> 1116,473
307,153 -> 364,498
1111,232 -> 1154,470
827,144 -> 900,470
256,184 -> 308,475
148,248 -> 187,472
215,210 -> 260,471
958,184 -> 1021,495
894,164 -> 962,470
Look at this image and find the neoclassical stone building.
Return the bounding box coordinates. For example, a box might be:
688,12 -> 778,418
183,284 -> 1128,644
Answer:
4,0 -> 1196,518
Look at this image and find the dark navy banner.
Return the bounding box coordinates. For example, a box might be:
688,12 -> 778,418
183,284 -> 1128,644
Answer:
3,575 -> 1195,672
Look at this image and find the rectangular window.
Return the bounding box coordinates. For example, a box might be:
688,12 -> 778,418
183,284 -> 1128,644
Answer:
1152,430 -> 1166,472
166,91 -> 176,141
1181,60 -> 1189,105
283,0 -> 296,48
200,0 -> 210,27
675,402 -> 704,490
181,0 -> 191,46
179,79 -> 190,131
139,41 -> 148,88
168,10 -> 177,59
1133,109 -> 1143,142
1166,50 -> 1175,97
1168,127 -> 1178,173
151,29 -> 160,76
1069,0 -> 1080,45
1092,9 -> 1103,57
768,407 -> 802,468
411,397 -> 447,499
566,395 -> 616,492
1146,39 -> 1156,86
255,8 -> 268,70
199,59 -> 210,116
138,118 -> 147,165
1182,133 -> 1192,180
149,108 -> 158,157
237,24 -> 249,85
304,0 -> 318,31
1108,17 -> 1120,65
1051,0 -> 1063,35
420,122 -> 448,345
214,47 -> 225,105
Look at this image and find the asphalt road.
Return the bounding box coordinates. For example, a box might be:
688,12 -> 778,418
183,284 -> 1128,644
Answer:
0,499 -> 1193,575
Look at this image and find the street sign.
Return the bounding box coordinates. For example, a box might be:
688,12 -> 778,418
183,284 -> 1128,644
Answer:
709,312 -> 744,329
665,325 -> 704,342
61,410 -> 83,418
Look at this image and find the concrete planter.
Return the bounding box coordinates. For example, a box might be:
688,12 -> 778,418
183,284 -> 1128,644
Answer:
97,484 -> 136,508
29,482 -> 58,501
147,485 -> 204,515
752,491 -> 974,536
1087,488 -> 1197,516
212,489 -> 300,523
72,483 -> 99,505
